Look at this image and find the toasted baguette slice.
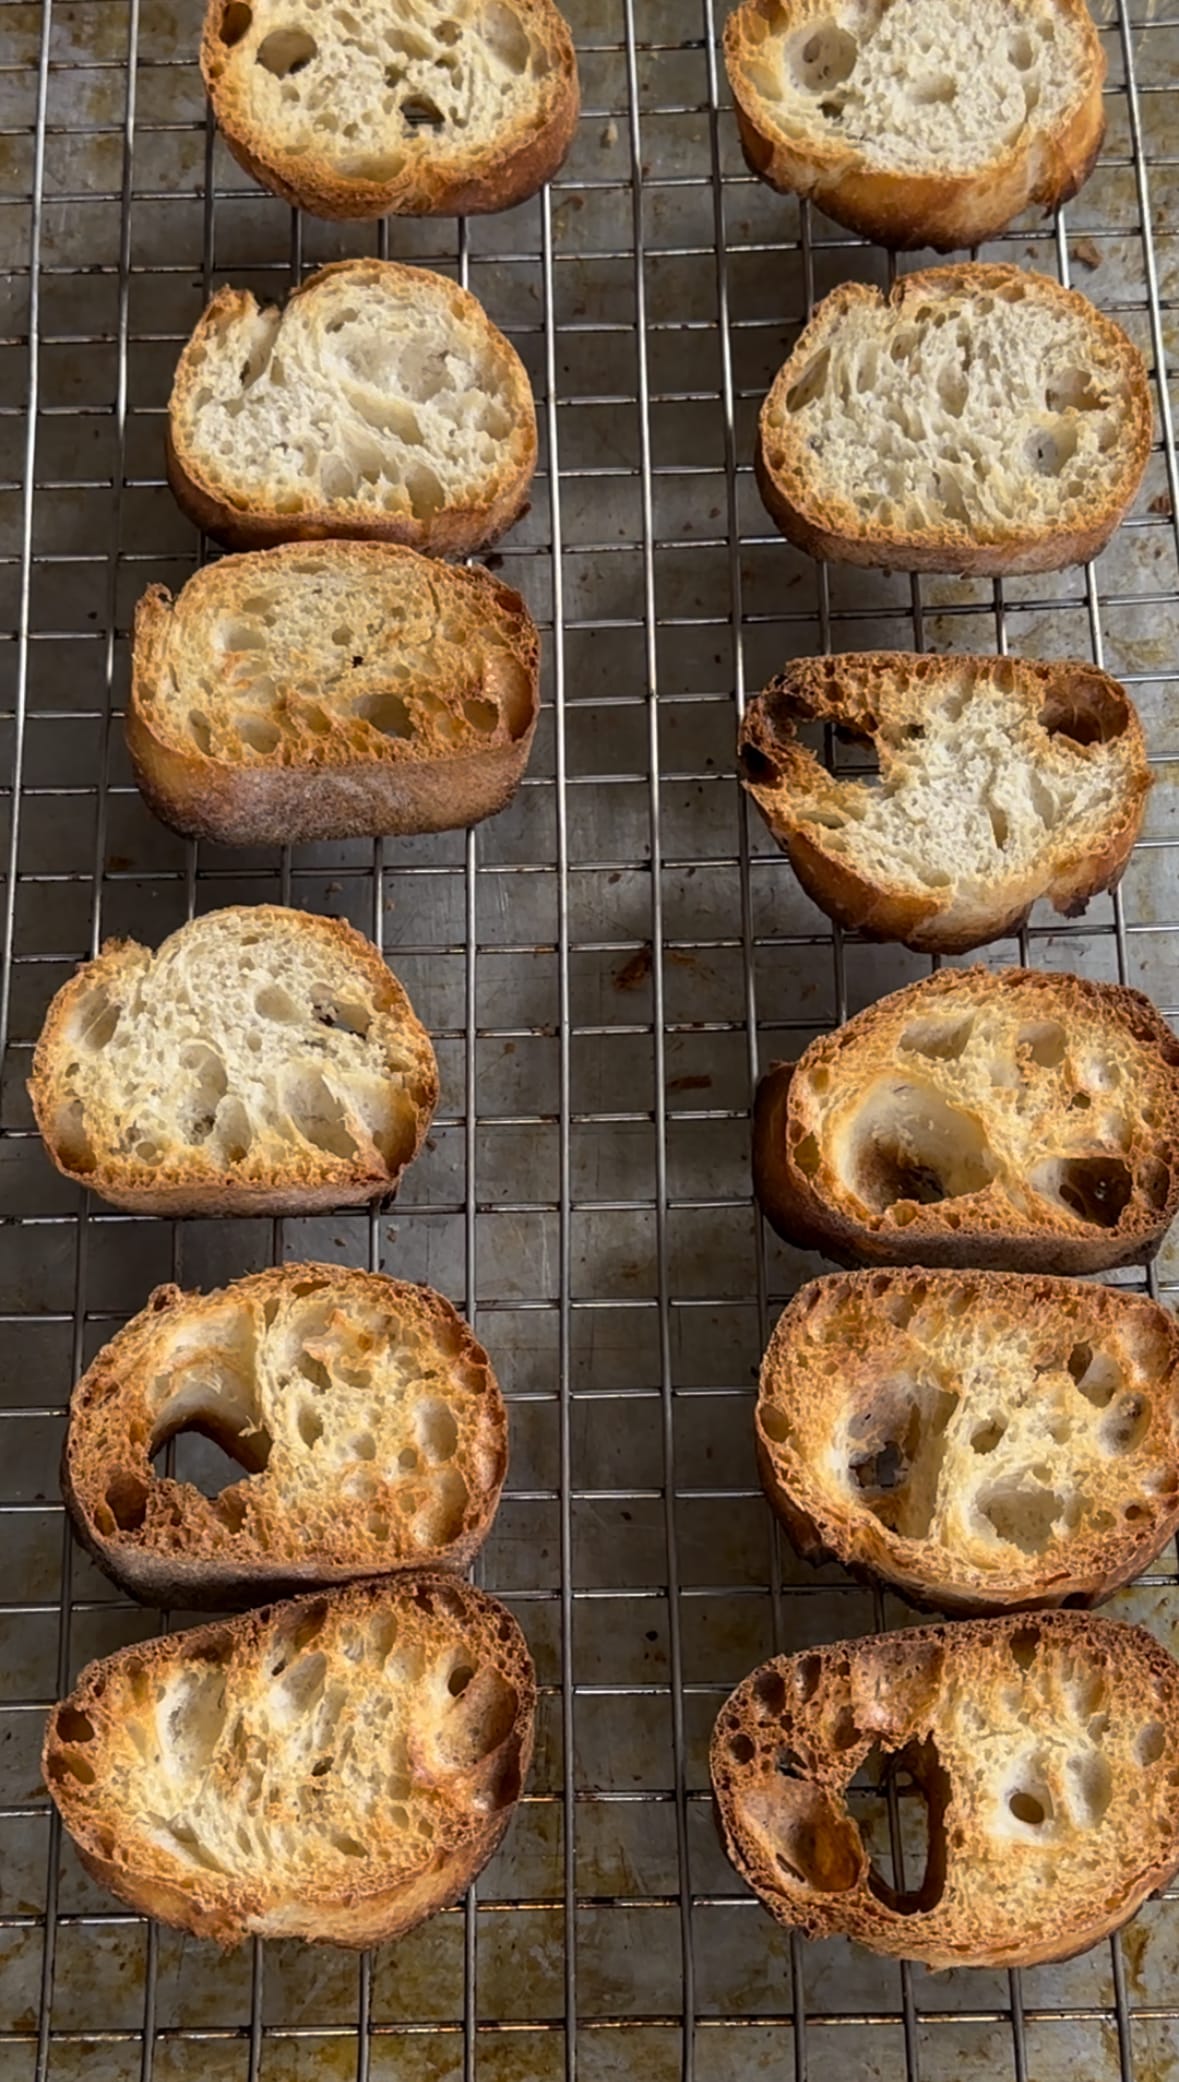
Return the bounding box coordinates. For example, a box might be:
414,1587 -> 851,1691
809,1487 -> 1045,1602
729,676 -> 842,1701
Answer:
757,265 -> 1152,575
45,1574 -> 535,1948
128,543 -> 540,847
711,1611 -> 1179,1968
739,653 -> 1150,955
202,0 -> 579,220
754,966 -> 1179,1274
759,1270 -> 1179,1616
724,0 -> 1105,252
167,260 -> 537,556
65,1265 -> 507,1608
29,907 -> 438,1217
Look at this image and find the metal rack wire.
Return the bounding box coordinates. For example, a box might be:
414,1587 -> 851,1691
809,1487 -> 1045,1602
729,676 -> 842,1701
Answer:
2,0 -> 1179,2077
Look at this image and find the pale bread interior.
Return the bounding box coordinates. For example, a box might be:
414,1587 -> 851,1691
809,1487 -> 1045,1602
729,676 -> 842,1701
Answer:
767,272 -> 1139,538
735,0 -> 1092,175
76,1271 -> 503,1569
40,910 -> 429,1186
210,0 -> 559,189
141,548 -> 536,767
762,1275 -> 1178,1586
174,265 -> 529,527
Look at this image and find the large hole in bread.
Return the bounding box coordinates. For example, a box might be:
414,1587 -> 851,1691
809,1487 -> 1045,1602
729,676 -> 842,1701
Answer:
735,1776 -> 862,1894
792,20 -> 858,90
283,1072 -> 360,1161
841,1081 -> 995,1216
1031,1155 -> 1134,1230
844,1380 -> 957,1540
256,26 -> 316,75
1038,679 -> 1130,746
862,1737 -> 949,1918
978,1479 -> 1065,1555
220,0 -> 252,42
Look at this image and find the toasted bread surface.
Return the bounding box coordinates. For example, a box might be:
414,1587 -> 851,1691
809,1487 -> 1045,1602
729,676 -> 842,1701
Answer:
757,265 -> 1152,575
65,1265 -> 507,1607
202,0 -> 579,220
129,543 -> 541,846
753,965 -> 1179,1273
759,1270 -> 1179,1615
724,0 -> 1105,250
166,260 -> 537,556
29,906 -> 439,1217
45,1574 -> 536,1947
711,1611 -> 1179,1967
739,652 -> 1150,954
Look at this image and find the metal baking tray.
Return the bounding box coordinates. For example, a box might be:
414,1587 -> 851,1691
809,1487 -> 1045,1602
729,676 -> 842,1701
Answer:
2,0 -> 1178,2075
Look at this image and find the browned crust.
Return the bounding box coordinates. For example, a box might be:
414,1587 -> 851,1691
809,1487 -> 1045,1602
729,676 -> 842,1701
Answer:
755,265 -> 1153,576
64,1264 -> 508,1608
752,966 -> 1179,1274
44,1574 -> 536,1948
757,1268 -> 1179,1615
724,0 -> 1106,251
201,0 -> 580,220
28,906 -> 440,1217
738,652 -> 1151,955
127,546 -> 541,847
710,1612 -> 1179,1968
166,262 -> 538,557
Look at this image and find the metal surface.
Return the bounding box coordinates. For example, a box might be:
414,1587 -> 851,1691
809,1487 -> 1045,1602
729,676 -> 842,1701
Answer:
1,1 -> 1179,2077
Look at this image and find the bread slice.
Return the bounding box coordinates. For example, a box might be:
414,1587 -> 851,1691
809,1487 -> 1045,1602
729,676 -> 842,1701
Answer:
757,264 -> 1152,576
44,1573 -> 535,1947
711,1610 -> 1179,1969
724,0 -> 1105,252
739,652 -> 1151,956
202,0 -> 579,220
128,542 -> 540,848
64,1264 -> 507,1608
166,259 -> 538,556
754,965 -> 1179,1274
29,907 -> 438,1218
758,1269 -> 1179,1617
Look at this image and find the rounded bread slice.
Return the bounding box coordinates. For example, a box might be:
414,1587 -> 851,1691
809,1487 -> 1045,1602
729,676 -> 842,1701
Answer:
166,259 -> 538,556
757,264 -> 1152,575
753,964 -> 1179,1274
128,542 -> 541,846
738,651 -> 1151,955
711,1611 -> 1179,1968
65,1264 -> 508,1607
724,0 -> 1106,251
758,1269 -> 1179,1615
29,905 -> 439,1216
44,1574 -> 536,1947
202,0 -> 579,220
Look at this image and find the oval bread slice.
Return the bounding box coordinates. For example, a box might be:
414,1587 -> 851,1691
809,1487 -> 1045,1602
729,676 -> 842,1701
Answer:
711,1611 -> 1179,1968
754,965 -> 1179,1274
29,906 -> 439,1217
739,651 -> 1151,955
758,1270 -> 1179,1615
724,0 -> 1105,252
44,1574 -> 536,1948
166,259 -> 538,556
128,543 -> 541,847
202,0 -> 579,220
757,264 -> 1152,575
65,1264 -> 507,1608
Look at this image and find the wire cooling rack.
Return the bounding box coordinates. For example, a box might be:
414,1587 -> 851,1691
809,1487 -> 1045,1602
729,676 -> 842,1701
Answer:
2,1 -> 1179,2078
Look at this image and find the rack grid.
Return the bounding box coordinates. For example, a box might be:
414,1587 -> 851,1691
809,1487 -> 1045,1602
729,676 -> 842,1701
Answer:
2,0 -> 1179,2077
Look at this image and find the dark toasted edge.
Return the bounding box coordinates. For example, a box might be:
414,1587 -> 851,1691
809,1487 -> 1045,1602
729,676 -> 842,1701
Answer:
44,1574 -> 537,1948
64,1266 -> 509,1608
737,653 -> 1151,955
755,267 -> 1154,576
755,1269 -> 1179,1615
709,1612 -> 1179,1968
202,5 -> 580,220
166,266 -> 539,556
752,969 -> 1179,1275
723,0 -> 1106,251
128,555 -> 541,844
28,908 -> 440,1212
